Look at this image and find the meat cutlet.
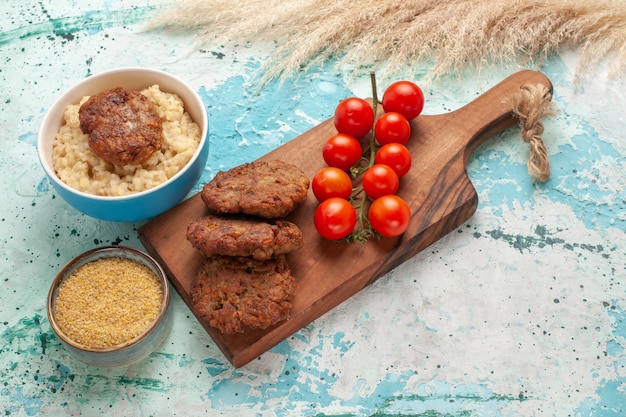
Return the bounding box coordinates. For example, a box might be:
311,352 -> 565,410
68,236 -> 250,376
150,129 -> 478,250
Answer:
200,160 -> 310,219
187,215 -> 304,260
79,87 -> 162,166
190,255 -> 297,334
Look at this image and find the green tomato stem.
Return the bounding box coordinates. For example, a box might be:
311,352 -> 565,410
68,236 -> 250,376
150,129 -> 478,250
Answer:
369,71 -> 379,167
345,72 -> 382,242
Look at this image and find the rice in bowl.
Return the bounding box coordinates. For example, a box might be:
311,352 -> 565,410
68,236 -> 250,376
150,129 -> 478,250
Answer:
52,84 -> 201,196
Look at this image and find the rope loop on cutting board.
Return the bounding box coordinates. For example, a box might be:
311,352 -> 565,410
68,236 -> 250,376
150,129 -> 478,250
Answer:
507,84 -> 557,182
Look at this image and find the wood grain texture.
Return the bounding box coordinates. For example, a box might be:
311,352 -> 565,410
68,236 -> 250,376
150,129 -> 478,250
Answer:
138,70 -> 553,368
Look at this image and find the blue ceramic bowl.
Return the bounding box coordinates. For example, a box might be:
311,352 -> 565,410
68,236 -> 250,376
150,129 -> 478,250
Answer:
47,246 -> 172,368
37,67 -> 209,222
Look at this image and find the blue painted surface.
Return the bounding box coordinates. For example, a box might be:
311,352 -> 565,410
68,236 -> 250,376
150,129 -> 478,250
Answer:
1,1 -> 625,416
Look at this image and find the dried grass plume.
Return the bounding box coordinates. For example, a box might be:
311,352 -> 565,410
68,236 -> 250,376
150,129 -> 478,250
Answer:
148,0 -> 626,84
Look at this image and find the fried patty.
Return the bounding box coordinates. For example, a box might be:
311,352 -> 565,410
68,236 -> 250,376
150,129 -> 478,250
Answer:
79,87 -> 162,166
200,160 -> 310,219
191,255 -> 297,334
187,215 -> 304,260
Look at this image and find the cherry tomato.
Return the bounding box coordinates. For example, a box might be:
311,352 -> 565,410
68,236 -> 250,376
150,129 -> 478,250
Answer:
382,81 -> 424,120
375,143 -> 412,177
362,164 -> 399,199
322,133 -> 363,171
334,97 -> 375,138
314,197 -> 357,240
374,112 -> 411,145
312,167 -> 353,202
368,195 -> 411,237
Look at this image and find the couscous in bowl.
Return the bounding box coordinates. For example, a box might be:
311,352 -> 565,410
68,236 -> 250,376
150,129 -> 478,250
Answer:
47,246 -> 172,368
37,67 -> 209,222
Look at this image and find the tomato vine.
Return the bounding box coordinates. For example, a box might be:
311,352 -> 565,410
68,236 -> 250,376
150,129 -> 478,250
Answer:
313,72 -> 424,241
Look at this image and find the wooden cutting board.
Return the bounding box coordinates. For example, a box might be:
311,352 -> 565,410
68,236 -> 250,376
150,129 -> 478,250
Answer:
138,70 -> 552,368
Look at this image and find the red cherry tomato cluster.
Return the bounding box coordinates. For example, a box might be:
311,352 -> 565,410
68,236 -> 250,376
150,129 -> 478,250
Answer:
313,78 -> 424,240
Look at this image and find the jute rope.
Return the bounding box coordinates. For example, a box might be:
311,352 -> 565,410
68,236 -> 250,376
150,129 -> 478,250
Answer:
507,84 -> 557,182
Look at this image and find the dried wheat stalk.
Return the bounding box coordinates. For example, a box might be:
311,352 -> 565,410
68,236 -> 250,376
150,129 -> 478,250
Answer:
148,0 -> 626,85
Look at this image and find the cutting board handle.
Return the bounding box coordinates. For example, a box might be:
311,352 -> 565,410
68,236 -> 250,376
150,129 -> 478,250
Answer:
388,70 -> 553,270
450,69 -> 553,163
